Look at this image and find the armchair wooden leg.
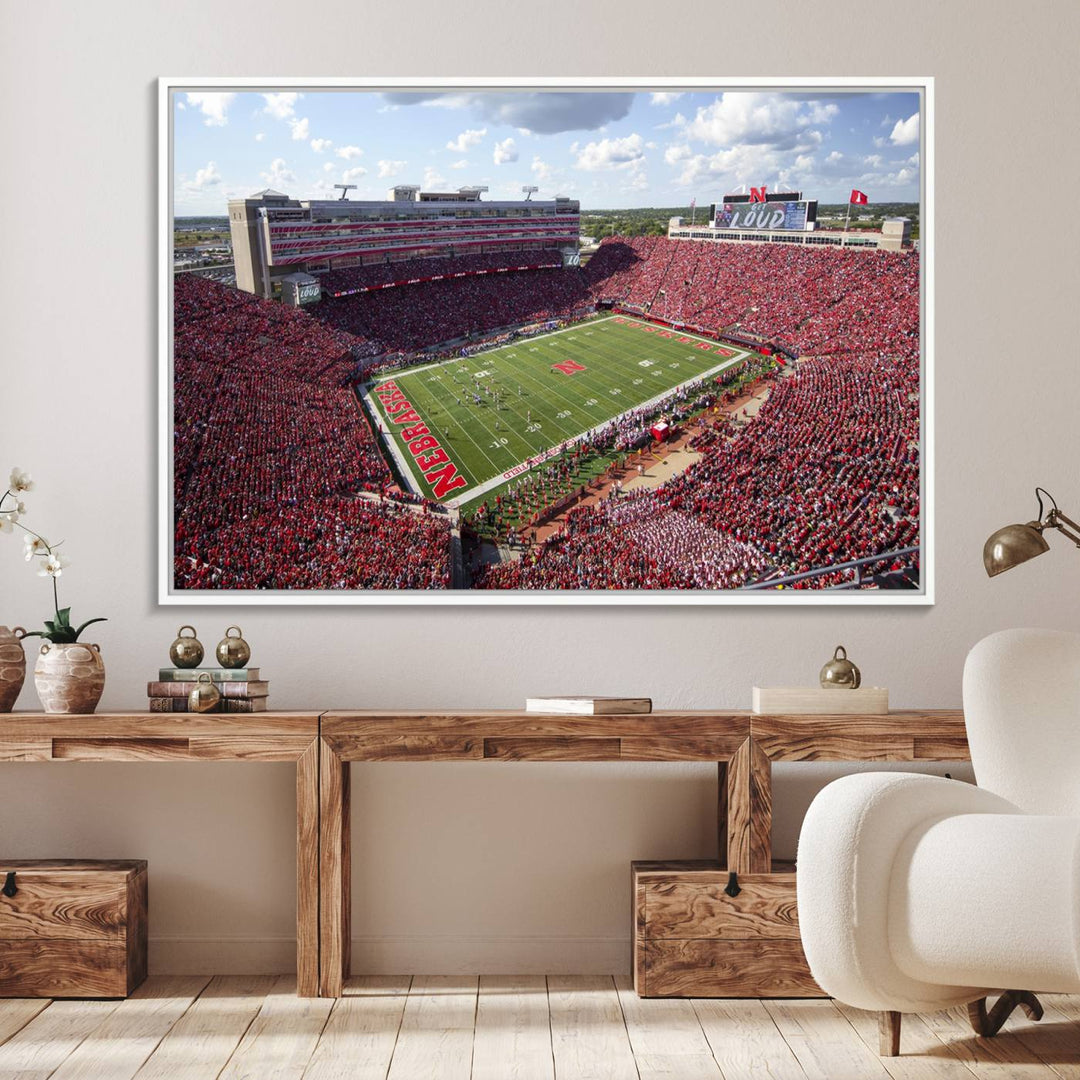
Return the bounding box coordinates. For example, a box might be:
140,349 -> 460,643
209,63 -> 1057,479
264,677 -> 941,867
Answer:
879,1010 -> 902,1056
968,991 -> 1044,1038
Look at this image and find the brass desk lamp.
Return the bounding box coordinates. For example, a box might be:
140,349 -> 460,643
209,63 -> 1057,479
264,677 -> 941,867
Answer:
983,488 -> 1080,577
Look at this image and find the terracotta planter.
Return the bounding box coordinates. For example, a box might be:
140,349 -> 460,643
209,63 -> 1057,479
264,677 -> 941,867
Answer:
34,642 -> 106,715
0,626 -> 27,713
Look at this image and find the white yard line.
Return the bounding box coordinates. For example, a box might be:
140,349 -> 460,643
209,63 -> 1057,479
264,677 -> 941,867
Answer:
364,314 -> 752,504
445,349 -> 749,508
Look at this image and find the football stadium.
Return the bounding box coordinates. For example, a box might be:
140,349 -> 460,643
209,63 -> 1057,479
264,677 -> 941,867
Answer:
172,183 -> 921,593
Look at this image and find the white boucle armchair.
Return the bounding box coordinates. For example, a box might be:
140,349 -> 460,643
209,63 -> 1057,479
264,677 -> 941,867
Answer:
797,628 -> 1080,1056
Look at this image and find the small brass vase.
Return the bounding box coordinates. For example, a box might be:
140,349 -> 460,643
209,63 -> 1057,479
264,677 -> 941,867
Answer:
820,645 -> 861,689
188,672 -> 221,713
215,626 -> 251,669
169,625 -> 204,669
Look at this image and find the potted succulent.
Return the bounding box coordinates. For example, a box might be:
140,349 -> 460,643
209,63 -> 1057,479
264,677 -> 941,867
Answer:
1,468 -> 108,714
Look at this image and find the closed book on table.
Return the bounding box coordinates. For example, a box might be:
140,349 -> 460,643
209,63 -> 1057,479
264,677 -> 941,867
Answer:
146,680 -> 269,699
752,687 -> 888,715
0,859 -> 147,998
157,668 -> 261,682
147,696 -> 268,713
525,696 -> 652,715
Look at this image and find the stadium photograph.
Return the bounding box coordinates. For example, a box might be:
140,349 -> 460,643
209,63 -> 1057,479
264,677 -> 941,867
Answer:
163,80 -> 928,601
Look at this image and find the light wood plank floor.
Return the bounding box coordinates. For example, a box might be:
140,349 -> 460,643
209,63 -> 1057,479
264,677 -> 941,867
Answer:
1,976 -> 1078,1080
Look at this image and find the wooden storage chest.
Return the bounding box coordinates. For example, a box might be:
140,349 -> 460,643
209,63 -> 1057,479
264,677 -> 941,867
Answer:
0,859 -> 148,998
632,859 -> 822,998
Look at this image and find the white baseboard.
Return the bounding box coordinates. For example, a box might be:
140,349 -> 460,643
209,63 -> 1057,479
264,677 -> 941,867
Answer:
148,935 -> 630,975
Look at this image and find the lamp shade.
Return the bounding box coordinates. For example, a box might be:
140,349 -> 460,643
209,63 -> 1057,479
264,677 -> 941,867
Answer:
983,522 -> 1050,577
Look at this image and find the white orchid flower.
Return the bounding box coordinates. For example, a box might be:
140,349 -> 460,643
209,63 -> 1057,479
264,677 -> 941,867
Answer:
38,552 -> 70,578
23,534 -> 49,560
0,514 -> 13,534
8,468 -> 33,493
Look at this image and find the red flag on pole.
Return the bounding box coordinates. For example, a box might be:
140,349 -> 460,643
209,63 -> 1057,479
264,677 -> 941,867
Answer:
850,189 -> 868,205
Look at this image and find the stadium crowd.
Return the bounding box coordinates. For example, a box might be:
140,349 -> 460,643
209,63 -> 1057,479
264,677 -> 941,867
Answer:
174,232 -> 921,591
311,265 -> 593,353
321,250 -> 564,296
477,237 -> 921,590
173,274 -> 450,590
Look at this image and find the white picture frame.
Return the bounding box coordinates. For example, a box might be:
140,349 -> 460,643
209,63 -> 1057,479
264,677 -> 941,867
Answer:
159,76 -> 933,605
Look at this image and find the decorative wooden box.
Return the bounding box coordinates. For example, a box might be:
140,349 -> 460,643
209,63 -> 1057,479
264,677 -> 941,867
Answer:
632,860 -> 822,998
0,859 -> 148,998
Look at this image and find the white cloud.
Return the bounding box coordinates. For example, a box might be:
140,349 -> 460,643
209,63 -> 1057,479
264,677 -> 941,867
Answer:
185,93 -> 235,127
493,137 -> 518,165
449,159 -> 469,169
181,161 -> 223,194
650,92 -> 683,106
254,132 -> 265,142
656,111 -> 686,131
423,166 -> 448,190
664,144 -> 692,166
342,166 -> 368,182
262,92 -> 299,120
176,101 -> 185,111
260,158 -> 296,187
626,165 -> 648,192
289,117 -> 310,141
531,155 -> 553,184
863,153 -> 884,169
323,162 -> 335,172
907,151 -> 920,166
682,93 -> 836,151
377,159 -> 407,179
193,161 -> 222,187
310,138 -> 332,153
447,127 -> 486,152
336,145 -> 364,160
574,133 -> 645,171
889,113 -> 920,146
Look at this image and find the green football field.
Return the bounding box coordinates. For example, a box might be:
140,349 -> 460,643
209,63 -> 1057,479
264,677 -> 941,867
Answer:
361,314 -> 752,508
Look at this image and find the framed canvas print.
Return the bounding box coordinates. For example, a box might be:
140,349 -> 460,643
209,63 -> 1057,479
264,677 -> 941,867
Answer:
159,77 -> 932,605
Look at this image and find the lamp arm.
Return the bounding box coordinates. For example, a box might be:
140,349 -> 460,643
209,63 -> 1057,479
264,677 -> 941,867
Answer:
1047,509 -> 1080,548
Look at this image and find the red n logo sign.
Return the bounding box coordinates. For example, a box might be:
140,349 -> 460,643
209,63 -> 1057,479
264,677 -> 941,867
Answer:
552,360 -> 586,376
750,186 -> 767,203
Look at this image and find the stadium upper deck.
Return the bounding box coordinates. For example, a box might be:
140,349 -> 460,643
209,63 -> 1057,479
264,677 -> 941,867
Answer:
228,186 -> 581,298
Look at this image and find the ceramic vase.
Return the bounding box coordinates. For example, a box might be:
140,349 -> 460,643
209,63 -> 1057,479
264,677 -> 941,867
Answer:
0,626 -> 27,713
34,642 -> 106,714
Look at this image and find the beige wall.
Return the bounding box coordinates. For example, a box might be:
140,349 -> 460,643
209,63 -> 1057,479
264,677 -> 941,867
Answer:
2,0 -> 1078,974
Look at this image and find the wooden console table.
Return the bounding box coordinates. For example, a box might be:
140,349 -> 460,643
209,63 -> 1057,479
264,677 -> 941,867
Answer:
0,712 -> 322,997
318,709 -> 969,998
2,708 -> 971,999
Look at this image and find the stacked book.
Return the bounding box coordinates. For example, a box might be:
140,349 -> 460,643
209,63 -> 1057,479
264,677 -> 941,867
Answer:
148,668 -> 269,713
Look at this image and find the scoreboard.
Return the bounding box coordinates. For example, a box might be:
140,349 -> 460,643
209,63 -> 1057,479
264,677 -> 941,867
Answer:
713,200 -> 811,232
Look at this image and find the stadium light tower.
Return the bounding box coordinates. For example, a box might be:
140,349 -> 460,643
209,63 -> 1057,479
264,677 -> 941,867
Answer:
334,183 -> 357,201
458,185 -> 489,195
522,185 -> 539,201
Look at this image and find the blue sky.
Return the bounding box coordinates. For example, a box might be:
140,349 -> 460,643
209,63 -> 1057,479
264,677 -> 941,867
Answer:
173,88 -> 921,215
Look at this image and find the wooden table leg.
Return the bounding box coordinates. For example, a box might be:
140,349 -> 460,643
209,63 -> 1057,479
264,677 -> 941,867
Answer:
717,760 -> 728,869
319,738 -> 351,997
296,738 -> 320,997
726,738 -> 772,874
